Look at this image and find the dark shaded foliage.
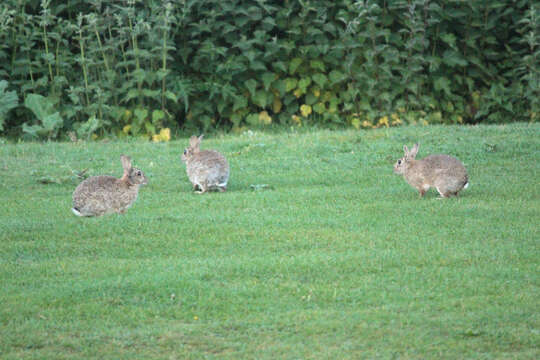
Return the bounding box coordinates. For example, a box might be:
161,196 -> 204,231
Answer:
0,0 -> 538,138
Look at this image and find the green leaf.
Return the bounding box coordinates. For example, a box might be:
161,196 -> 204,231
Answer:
329,70 -> 346,84
0,80 -> 18,131
298,78 -> 312,92
305,93 -> 317,106
130,122 -> 141,136
439,33 -> 457,51
23,94 -> 63,138
123,89 -> 139,103
152,110 -> 165,124
245,79 -> 257,97
164,91 -> 177,103
273,80 -> 287,97
310,60 -> 325,72
442,50 -> 468,67
156,69 -> 170,81
250,61 -> 267,71
199,115 -> 213,130
261,72 -> 275,91
144,121 -> 156,135
22,124 -> 42,137
42,113 -> 63,132
142,89 -> 160,99
289,58 -> 302,74
272,61 -> 288,73
76,116 -> 100,139
312,73 -> 328,88
176,79 -> 192,112
230,113 -> 242,126
246,113 -> 259,125
434,77 -> 452,96
313,102 -> 326,114
285,78 -> 298,92
24,94 -> 55,122
282,94 -> 297,106
233,96 -> 248,112
253,90 -> 269,108
329,97 -> 340,113
132,69 -> 146,83
134,108 -> 148,124
217,99 -> 227,114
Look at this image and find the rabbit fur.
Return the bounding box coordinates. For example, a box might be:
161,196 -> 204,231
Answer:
72,155 -> 147,216
181,135 -> 229,193
394,143 -> 468,198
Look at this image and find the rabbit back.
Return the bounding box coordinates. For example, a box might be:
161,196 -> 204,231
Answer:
418,154 -> 468,194
72,175 -> 140,216
186,150 -> 229,189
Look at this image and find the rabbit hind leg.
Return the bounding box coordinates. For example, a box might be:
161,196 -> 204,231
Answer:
436,186 -> 456,198
217,181 -> 227,192
195,180 -> 208,194
417,184 -> 429,197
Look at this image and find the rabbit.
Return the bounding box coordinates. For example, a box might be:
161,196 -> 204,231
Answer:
181,135 -> 229,193
72,155 -> 148,216
394,143 -> 469,198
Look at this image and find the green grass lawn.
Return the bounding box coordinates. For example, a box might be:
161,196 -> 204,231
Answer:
1,124 -> 539,359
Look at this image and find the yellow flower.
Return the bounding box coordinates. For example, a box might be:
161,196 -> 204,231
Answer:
159,128 -> 171,141
152,128 -> 172,142
122,124 -> 132,134
351,117 -> 361,130
123,109 -> 132,121
291,115 -> 301,125
193,316 -> 199,321
313,89 -> 320,97
273,98 -> 282,114
390,114 -> 402,126
259,111 -> 272,125
300,104 -> 312,117
361,120 -> 374,128
378,116 -> 389,127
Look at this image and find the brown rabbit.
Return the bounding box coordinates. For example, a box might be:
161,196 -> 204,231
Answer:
72,155 -> 148,216
181,135 -> 229,193
394,143 -> 468,198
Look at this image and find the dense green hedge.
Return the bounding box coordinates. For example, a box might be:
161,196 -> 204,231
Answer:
0,0 -> 538,139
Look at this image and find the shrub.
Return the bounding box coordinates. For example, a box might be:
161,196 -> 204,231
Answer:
0,0 -> 538,138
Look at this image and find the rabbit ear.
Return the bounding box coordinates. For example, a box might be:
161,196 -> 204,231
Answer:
403,145 -> 409,155
198,134 -> 204,142
409,143 -> 419,159
189,135 -> 201,149
121,155 -> 132,174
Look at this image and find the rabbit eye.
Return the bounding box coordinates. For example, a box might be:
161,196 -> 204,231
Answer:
397,159 -> 402,165
137,170 -> 142,176
183,149 -> 187,155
